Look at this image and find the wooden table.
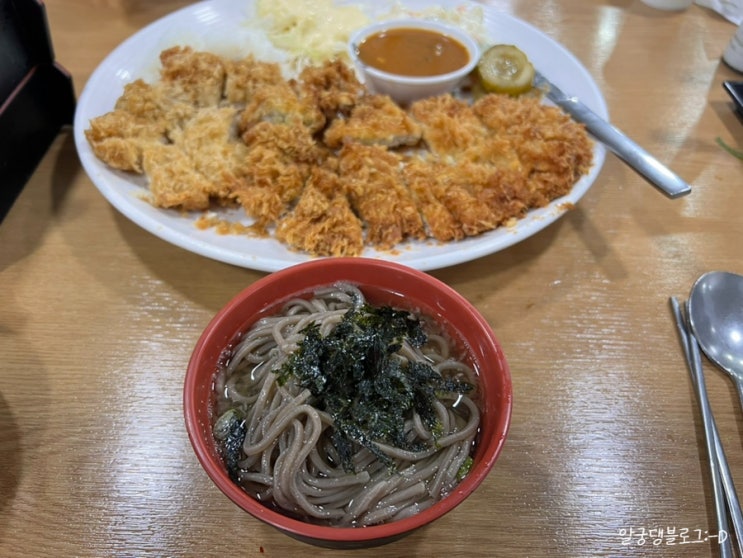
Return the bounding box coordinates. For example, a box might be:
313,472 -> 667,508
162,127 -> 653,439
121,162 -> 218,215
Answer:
2,1 -> 743,556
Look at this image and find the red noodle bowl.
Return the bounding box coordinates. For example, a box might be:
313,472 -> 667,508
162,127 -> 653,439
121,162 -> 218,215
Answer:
184,258 -> 511,548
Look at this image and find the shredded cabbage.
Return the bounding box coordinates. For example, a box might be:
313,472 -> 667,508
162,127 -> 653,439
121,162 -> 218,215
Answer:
255,0 -> 370,62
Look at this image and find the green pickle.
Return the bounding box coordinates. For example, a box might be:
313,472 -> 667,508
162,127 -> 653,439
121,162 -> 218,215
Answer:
476,44 -> 535,95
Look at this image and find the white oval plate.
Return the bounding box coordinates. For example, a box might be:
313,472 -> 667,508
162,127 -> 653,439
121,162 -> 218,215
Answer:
73,0 -> 607,272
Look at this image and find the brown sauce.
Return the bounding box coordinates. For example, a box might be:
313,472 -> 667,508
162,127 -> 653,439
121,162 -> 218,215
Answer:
356,27 -> 470,77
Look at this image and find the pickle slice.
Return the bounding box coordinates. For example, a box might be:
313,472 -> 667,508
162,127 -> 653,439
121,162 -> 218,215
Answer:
476,44 -> 535,95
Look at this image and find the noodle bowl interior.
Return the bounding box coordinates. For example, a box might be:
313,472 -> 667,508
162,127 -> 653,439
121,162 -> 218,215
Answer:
211,282 -> 482,527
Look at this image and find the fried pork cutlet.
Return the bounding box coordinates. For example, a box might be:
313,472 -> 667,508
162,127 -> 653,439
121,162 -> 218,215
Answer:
113,78 -> 196,137
141,143 -> 213,210
230,122 -> 321,227
242,119 -> 326,164
224,55 -> 284,104
84,109 -> 164,173
113,79 -> 168,124
85,78 -> 191,173
403,158 -> 464,242
408,94 -> 489,160
170,106 -> 247,200
473,94 -> 593,204
230,148 -> 307,228
323,94 -> 422,149
409,159 -> 498,237
238,81 -> 326,134
86,45 -> 595,258
404,155 -> 534,242
296,59 -> 365,118
338,143 -> 424,249
275,167 -> 363,257
158,46 -> 226,107
465,164 -> 531,223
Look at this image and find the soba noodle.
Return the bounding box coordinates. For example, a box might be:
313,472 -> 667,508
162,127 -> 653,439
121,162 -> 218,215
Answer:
212,282 -> 480,527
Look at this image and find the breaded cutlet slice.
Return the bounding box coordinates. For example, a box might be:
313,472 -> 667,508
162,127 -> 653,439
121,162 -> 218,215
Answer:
231,121 -> 328,226
276,168 -> 363,257
410,159 -> 499,237
242,120 -> 326,165
338,143 -> 425,249
296,59 -> 365,118
141,143 -> 213,210
229,148 -> 308,226
158,46 -> 226,108
113,79 -> 168,123
113,78 -> 195,142
405,157 -> 530,238
230,122 -> 324,227
408,94 -> 489,159
170,106 -> 247,199
403,158 -> 465,242
472,166 -> 531,222
84,110 -> 164,173
323,94 -> 422,149
472,93 -> 593,204
224,55 -> 284,104
238,82 -> 326,134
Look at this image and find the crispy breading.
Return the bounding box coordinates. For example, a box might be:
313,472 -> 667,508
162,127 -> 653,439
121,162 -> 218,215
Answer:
113,78 -> 195,142
229,149 -> 308,226
338,143 -> 425,248
242,120 -> 326,165
404,157 -> 533,238
403,158 -> 464,242
238,82 -> 325,133
323,94 -> 422,149
170,106 -> 247,199
296,59 -> 365,117
473,94 -> 593,204
472,93 -> 549,132
224,55 -> 284,104
473,167 -> 530,222
84,110 -> 164,173
275,168 -> 363,257
114,79 -> 167,123
230,122 -> 320,226
158,46 -> 226,107
141,143 -> 212,210
412,159 -> 498,237
408,94 -> 489,159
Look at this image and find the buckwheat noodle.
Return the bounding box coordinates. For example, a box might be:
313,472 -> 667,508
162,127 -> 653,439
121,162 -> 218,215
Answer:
213,282 -> 480,527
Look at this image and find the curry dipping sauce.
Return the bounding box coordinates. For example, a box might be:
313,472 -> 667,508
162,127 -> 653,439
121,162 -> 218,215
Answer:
356,27 -> 471,77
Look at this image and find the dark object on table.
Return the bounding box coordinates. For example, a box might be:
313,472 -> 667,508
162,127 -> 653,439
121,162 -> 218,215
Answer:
0,0 -> 76,223
723,81 -> 743,117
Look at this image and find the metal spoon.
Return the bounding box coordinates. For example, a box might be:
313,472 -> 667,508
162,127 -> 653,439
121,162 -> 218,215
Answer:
688,271 -> 743,409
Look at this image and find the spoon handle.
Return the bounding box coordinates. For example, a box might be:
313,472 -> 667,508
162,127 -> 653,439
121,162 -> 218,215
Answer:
670,298 -> 736,557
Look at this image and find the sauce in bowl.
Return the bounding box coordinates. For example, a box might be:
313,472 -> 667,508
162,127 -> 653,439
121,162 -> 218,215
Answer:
356,27 -> 471,77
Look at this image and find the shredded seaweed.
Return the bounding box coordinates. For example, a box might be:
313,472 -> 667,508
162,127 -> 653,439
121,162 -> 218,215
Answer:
277,303 -> 474,472
213,408 -> 247,482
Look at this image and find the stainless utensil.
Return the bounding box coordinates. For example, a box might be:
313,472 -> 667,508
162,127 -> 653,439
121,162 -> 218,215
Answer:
688,271 -> 743,409
534,70 -> 692,199
671,297 -> 740,557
